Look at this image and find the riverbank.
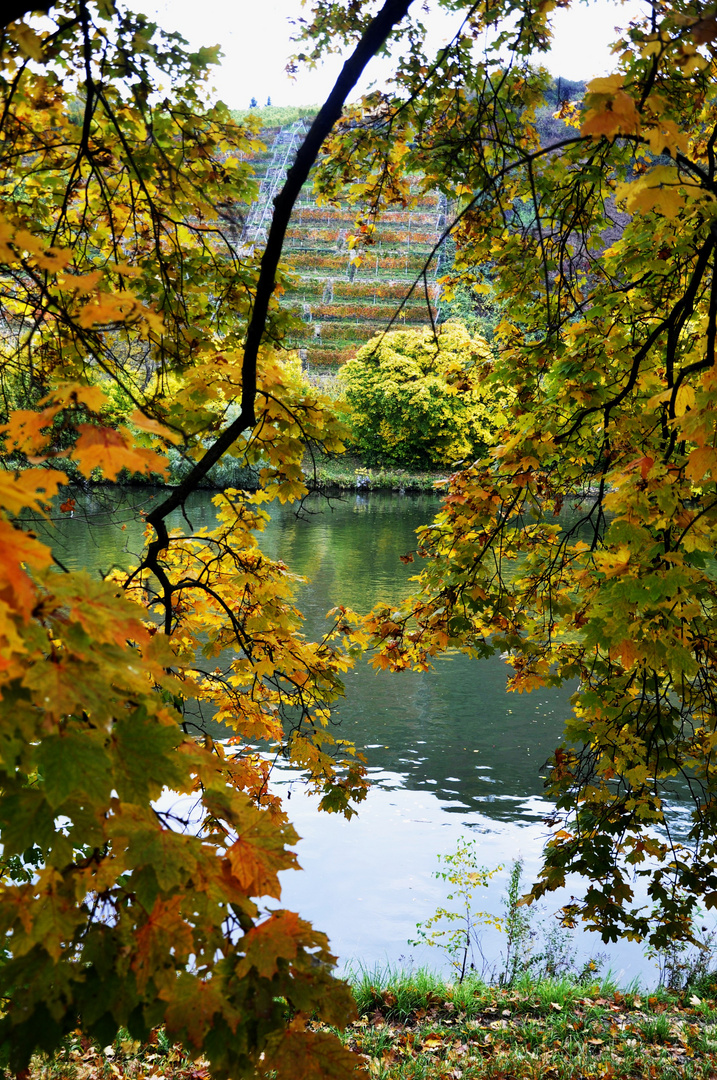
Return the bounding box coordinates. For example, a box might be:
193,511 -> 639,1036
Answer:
50,450 -> 448,495
306,452 -> 448,493
22,968 -> 717,1079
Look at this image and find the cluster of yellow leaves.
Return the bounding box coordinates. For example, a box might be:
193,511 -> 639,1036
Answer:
0,382 -> 170,481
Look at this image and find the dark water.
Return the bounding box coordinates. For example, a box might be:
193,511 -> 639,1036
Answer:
36,487 -> 686,982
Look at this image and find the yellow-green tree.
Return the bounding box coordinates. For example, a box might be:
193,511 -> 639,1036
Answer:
341,323 -> 503,467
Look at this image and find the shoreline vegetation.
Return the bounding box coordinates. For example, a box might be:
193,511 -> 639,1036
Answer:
21,967 -> 717,1080
50,451 -> 450,497
306,452 -> 448,494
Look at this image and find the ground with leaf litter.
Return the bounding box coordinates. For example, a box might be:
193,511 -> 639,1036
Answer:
20,978 -> 717,1080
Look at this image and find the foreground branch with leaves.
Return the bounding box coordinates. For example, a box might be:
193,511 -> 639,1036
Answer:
7,0 -> 717,1074
306,0 -> 717,950
0,0 -> 414,1074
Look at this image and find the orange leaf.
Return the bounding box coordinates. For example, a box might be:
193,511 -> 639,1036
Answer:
0,406 -> 59,454
224,834 -> 282,898
686,445 -> 717,481
614,639 -> 639,669
0,469 -> 66,515
237,910 -> 307,979
132,895 -> 195,992
262,1030 -> 362,1080
624,455 -> 654,480
72,424 -> 168,480
41,382 -> 108,413
0,518 -> 52,620
160,975 -> 226,1048
581,91 -> 640,141
129,409 -> 182,444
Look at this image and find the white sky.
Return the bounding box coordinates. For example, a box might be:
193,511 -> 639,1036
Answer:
132,0 -> 644,110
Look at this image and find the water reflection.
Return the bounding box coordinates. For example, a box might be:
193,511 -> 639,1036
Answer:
30,485 -> 695,980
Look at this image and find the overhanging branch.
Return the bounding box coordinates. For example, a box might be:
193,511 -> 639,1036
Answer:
144,0 -> 414,565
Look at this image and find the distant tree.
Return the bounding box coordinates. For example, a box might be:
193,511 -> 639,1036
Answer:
341,323 -> 504,468
267,95 -> 272,106
249,96 -> 258,107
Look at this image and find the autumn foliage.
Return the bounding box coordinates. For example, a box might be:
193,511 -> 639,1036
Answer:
0,1 -> 378,1075
7,0 -> 717,1073
306,0 -> 717,949
340,323 -> 504,467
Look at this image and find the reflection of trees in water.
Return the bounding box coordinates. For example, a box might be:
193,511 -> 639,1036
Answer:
333,654 -> 572,819
35,488 -> 572,818
18,486 -> 151,575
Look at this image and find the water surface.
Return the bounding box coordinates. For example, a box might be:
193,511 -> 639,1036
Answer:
40,486 -> 683,982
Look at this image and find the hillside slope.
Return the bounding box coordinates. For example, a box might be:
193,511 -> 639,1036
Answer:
236,112 -> 443,369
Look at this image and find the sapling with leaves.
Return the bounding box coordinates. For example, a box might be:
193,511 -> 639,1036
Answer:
410,837 -> 502,982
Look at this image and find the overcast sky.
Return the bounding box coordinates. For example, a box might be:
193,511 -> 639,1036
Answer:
131,0 -> 643,111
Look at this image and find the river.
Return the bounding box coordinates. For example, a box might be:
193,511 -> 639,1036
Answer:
38,485 -> 694,985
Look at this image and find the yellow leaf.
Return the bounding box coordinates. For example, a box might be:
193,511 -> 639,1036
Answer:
129,410 -> 182,444
0,405 -> 59,454
645,120 -> 689,157
614,165 -> 697,220
112,261 -> 142,278
595,545 -> 631,577
10,23 -> 44,60
42,382 -> 108,413
77,291 -> 141,327
581,91 -> 640,141
58,270 -> 102,294
0,469 -> 66,515
675,384 -> 696,416
72,425 -> 168,480
586,75 -> 624,94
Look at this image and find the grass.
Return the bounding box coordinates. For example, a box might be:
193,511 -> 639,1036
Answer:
21,967 -> 717,1079
332,966 -> 717,1080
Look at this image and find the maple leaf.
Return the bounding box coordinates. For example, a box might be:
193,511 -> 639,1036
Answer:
613,639 -> 640,669
129,409 -> 182,444
262,1030 -> 363,1080
41,382 -> 108,413
160,973 -> 227,1048
0,406 -> 59,455
19,868 -> 84,962
0,469 -> 65,515
685,446 -> 717,481
581,90 -> 640,141
237,910 -> 322,979
223,833 -> 286,899
72,424 -> 168,479
132,895 -> 195,992
0,518 -> 52,620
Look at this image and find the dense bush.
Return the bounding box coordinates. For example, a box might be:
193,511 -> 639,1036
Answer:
340,323 -> 505,468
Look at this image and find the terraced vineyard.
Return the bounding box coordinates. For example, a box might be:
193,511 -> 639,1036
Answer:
241,116 -> 445,370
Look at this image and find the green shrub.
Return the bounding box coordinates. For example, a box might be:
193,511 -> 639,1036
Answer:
340,322 -> 506,468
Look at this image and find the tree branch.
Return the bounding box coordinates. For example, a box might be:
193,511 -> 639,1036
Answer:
1,1 -> 53,29
144,0 -> 414,545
